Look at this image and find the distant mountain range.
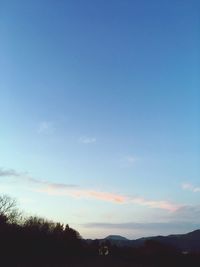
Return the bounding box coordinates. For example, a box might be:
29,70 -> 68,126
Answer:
87,229 -> 200,252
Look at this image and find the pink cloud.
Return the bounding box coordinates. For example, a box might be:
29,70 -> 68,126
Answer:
83,191 -> 126,203
37,183 -> 179,211
0,167 -> 180,212
130,197 -> 180,212
38,186 -> 126,204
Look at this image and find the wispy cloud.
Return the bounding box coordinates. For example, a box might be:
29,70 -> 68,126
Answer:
182,183 -> 200,193
38,121 -> 55,134
130,197 -> 180,212
0,167 -> 77,189
83,221 -> 200,231
0,168 -> 21,177
126,156 -> 137,164
79,136 -> 96,144
0,167 -> 180,211
86,191 -> 124,203
36,186 -> 179,211
120,155 -> 138,167
40,188 -> 126,204
28,178 -> 78,189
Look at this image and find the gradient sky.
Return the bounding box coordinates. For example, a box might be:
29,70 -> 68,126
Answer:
0,0 -> 200,239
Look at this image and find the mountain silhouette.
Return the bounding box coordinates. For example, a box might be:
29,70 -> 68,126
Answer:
93,229 -> 200,252
105,235 -> 129,241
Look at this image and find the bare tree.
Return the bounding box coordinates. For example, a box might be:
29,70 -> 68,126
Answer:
0,195 -> 21,224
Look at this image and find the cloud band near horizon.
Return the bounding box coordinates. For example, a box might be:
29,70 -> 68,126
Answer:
0,167 -> 180,212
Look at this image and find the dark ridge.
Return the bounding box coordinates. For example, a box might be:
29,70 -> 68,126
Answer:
105,235 -> 129,241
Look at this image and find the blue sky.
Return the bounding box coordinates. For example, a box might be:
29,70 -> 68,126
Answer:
0,0 -> 200,239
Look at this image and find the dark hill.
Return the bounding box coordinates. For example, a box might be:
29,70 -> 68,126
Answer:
105,235 -> 129,241
95,229 -> 200,252
149,229 -> 200,252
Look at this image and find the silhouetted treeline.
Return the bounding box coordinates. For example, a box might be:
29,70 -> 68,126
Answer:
0,214 -> 83,266
0,195 -> 200,267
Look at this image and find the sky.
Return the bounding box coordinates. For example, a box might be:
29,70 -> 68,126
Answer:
0,0 -> 200,239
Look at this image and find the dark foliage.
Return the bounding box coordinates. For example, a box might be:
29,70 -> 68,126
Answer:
0,214 -> 83,266
0,195 -> 200,267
